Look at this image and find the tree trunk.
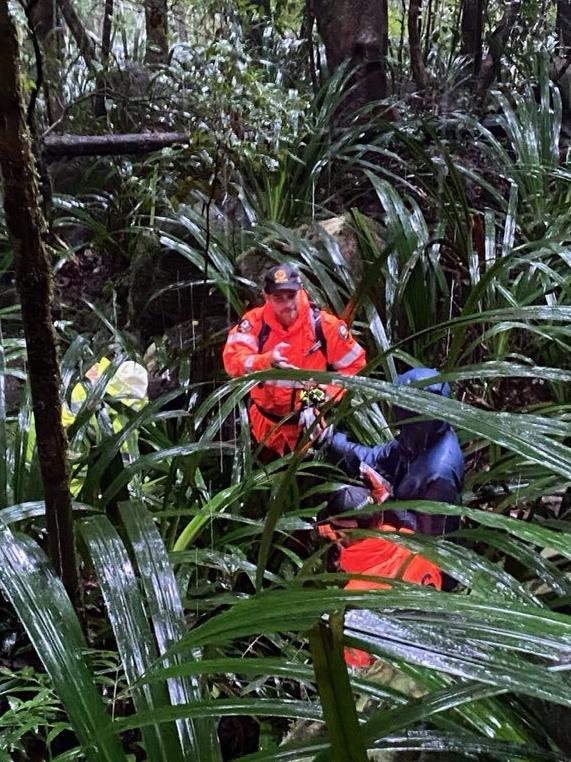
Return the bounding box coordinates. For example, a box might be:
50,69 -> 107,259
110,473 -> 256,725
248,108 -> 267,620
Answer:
409,0 -> 427,89
94,0 -> 114,118
144,0 -> 168,64
301,0 -> 318,92
461,0 -> 484,77
171,0 -> 188,43
313,0 -> 388,108
29,0 -> 64,122
247,0 -> 271,47
557,0 -> 571,51
0,0 -> 79,608
57,0 -> 95,67
101,0 -> 113,64
477,0 -> 521,94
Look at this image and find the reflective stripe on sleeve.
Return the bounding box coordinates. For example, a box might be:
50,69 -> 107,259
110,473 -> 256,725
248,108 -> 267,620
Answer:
227,332 -> 259,352
333,343 -> 363,370
244,354 -> 257,371
264,380 -> 304,389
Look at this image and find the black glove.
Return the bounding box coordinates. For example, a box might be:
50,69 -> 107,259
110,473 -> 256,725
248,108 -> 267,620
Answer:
316,484 -> 377,528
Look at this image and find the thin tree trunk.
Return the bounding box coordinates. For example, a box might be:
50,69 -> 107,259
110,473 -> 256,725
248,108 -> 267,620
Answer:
29,0 -> 64,122
461,0 -> 484,77
171,0 -> 188,42
423,0 -> 433,60
144,0 -> 168,64
398,0 -> 406,72
409,0 -> 427,89
301,0 -> 318,93
557,0 -> 571,51
0,0 -> 79,608
477,0 -> 521,94
101,0 -> 113,64
57,0 -> 96,66
246,0 -> 271,47
94,0 -> 114,118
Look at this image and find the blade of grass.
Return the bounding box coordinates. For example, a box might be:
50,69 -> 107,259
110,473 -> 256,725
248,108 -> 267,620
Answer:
0,328 -> 8,508
310,613 -> 368,762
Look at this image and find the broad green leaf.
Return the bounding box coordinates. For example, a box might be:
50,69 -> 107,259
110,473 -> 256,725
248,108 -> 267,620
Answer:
0,525 -> 126,762
174,586 -> 571,704
80,515 -> 182,762
113,697 -> 323,735
119,502 -> 222,761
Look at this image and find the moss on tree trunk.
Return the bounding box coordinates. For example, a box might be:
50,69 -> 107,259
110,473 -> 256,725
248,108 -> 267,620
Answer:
145,0 -> 168,64
0,0 -> 79,608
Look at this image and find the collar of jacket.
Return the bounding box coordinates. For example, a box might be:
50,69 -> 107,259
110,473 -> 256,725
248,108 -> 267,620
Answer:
262,288 -> 311,333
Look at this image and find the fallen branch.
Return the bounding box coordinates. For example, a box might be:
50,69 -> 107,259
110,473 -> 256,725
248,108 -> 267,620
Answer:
43,131 -> 190,158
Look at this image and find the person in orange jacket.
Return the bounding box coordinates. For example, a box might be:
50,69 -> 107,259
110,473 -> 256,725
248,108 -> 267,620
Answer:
223,262 -> 367,457
316,473 -> 442,668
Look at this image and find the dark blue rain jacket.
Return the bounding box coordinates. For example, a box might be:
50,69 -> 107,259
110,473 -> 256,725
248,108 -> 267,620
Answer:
327,367 -> 464,535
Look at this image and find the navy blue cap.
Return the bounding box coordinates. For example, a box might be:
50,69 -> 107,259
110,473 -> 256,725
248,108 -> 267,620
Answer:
263,263 -> 302,293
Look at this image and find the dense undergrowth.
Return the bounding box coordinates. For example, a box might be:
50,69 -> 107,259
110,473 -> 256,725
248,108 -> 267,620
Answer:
1,1 -> 571,760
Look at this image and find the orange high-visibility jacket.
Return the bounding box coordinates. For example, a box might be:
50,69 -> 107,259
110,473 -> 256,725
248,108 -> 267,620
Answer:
339,531 -> 442,668
340,535 -> 442,592
223,290 -> 366,453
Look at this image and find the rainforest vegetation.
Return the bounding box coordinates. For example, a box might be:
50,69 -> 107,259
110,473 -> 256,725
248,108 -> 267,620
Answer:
1,0 -> 571,759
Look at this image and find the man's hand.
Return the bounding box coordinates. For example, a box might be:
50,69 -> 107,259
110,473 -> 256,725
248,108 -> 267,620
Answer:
271,342 -> 298,369
303,412 -> 333,448
360,463 -> 392,504
315,422 -> 334,448
300,412 -> 333,453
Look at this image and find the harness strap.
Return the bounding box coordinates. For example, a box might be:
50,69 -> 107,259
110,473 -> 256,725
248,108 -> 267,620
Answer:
258,320 -> 272,353
257,304 -> 328,357
252,402 -> 301,424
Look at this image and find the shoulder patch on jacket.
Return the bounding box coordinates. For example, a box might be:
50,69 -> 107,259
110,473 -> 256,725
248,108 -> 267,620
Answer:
338,322 -> 350,340
239,319 -> 252,333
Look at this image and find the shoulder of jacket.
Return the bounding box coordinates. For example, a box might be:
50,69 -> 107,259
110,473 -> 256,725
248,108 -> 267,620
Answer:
318,310 -> 345,330
319,311 -> 356,343
234,306 -> 264,330
373,438 -> 400,460
317,308 -> 335,321
242,305 -> 264,320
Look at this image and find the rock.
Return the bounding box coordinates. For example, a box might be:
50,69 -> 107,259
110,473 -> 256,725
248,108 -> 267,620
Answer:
127,206 -> 232,343
235,241 -> 289,292
307,213 -> 371,283
95,62 -> 156,132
